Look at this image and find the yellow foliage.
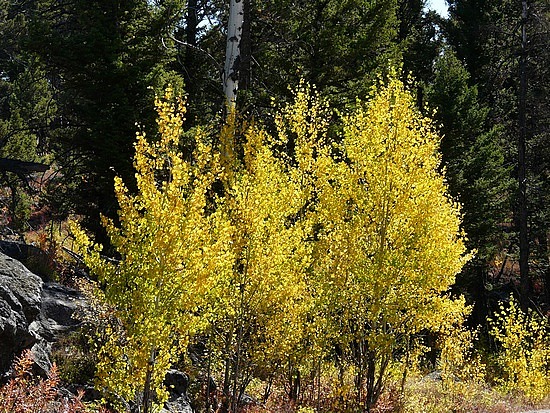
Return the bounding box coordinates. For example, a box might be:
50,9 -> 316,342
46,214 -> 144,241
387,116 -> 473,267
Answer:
439,322 -> 486,386
71,88 -> 233,409
306,76 -> 470,408
490,296 -> 550,403
203,108 -> 316,408
72,77 -> 470,411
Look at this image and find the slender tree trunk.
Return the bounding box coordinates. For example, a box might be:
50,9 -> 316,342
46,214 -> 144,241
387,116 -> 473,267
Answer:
231,279 -> 248,413
289,366 -> 300,402
206,338 -> 212,413
224,0 -> 244,108
142,347 -> 157,413
316,358 -> 321,412
263,375 -> 273,403
222,331 -> 233,413
231,321 -> 244,413
365,350 -> 376,413
356,341 -> 364,408
518,0 -> 530,310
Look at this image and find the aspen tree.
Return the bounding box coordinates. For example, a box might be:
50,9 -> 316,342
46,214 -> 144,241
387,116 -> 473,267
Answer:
204,113 -> 315,412
72,89 -> 233,411
309,77 -> 470,411
73,76 -> 469,412
223,0 -> 244,108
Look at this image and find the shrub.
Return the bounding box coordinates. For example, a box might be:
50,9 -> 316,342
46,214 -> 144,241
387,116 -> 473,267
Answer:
0,350 -> 87,413
489,296 -> 550,403
72,77 -> 470,413
439,321 -> 485,386
51,330 -> 97,386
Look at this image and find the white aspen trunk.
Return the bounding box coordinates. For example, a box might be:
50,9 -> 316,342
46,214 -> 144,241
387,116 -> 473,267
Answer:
224,0 -> 244,108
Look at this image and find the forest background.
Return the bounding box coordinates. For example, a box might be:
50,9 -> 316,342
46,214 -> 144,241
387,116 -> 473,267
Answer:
0,0 -> 549,412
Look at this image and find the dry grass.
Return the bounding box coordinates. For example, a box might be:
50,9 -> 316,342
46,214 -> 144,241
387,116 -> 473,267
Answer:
235,374 -> 550,413
400,377 -> 521,413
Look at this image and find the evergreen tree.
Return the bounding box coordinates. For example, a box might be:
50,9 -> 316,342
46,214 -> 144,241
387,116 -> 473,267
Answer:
27,0 -> 185,239
0,0 -> 56,229
445,0 -> 550,309
445,0 -> 493,84
250,0 -> 402,109
398,1 -> 442,85
174,0 -> 403,122
425,49 -> 511,323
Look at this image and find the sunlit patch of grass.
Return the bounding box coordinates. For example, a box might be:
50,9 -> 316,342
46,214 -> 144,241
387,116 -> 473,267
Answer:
400,376 -> 523,413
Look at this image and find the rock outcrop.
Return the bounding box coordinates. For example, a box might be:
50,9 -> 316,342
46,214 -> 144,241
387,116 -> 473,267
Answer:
161,396 -> 194,413
0,252 -> 43,374
0,250 -> 85,377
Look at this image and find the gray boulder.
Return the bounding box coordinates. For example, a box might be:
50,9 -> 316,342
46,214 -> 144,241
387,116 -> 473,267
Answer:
30,339 -> 53,376
0,253 -> 43,373
0,251 -> 86,376
30,282 -> 85,342
0,253 -> 42,320
161,395 -> 194,413
31,282 -> 86,376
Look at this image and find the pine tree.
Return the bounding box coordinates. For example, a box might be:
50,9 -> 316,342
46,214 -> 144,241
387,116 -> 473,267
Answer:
28,0 -> 186,240
0,1 -> 56,229
445,0 -> 550,309
425,49 -> 511,323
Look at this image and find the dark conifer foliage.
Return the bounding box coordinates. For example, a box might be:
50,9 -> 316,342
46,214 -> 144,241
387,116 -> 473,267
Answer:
175,0 -> 403,121
445,0 -> 550,310
0,0 -> 56,229
425,49 -> 512,323
25,0 -> 185,238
